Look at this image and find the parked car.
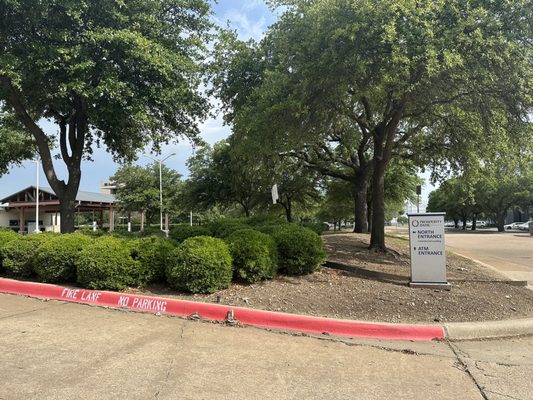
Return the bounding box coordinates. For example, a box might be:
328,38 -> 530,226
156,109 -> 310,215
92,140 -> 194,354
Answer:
504,222 -> 525,230
516,221 -> 532,231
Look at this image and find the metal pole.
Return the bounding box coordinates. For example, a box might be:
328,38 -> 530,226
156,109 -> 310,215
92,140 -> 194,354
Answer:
159,160 -> 163,231
417,194 -> 420,213
190,210 -> 193,226
35,160 -> 40,233
143,153 -> 175,232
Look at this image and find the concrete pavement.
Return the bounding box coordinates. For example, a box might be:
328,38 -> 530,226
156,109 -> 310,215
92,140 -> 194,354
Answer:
445,231 -> 533,284
4,293 -> 527,400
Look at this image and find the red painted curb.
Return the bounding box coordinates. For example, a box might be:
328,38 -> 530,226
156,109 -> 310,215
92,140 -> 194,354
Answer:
0,278 -> 445,341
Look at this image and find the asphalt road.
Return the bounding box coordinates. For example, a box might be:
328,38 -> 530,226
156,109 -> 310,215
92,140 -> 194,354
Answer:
445,230 -> 533,284
1,294 -> 532,400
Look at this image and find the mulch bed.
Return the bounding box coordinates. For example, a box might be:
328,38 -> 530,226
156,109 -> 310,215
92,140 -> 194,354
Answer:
130,232 -> 533,324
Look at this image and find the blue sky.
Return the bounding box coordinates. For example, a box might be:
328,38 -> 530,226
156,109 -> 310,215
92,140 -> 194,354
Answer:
0,1 -> 277,200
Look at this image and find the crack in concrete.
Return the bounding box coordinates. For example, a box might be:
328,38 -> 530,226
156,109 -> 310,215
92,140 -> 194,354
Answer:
0,300 -> 67,320
154,324 -> 186,399
446,341 -> 490,400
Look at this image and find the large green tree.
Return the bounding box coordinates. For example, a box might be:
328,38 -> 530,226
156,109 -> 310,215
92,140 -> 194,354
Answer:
218,0 -> 531,251
0,0 -> 212,232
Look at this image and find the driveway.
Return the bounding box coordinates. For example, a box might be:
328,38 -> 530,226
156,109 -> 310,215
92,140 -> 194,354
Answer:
445,231 -> 533,284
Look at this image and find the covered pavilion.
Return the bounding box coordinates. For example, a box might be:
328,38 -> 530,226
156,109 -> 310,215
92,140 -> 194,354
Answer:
0,186 -> 116,233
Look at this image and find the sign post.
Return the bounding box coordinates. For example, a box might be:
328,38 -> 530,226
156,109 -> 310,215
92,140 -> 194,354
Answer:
408,212 -> 450,289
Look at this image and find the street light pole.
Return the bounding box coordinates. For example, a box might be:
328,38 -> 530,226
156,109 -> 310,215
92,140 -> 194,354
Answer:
143,153 -> 176,231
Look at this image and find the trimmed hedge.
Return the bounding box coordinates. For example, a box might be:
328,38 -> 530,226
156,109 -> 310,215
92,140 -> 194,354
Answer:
2,234 -> 52,277
245,216 -> 286,227
166,236 -> 232,294
208,219 -> 248,238
271,225 -> 326,275
226,229 -> 278,283
0,229 -> 20,270
77,236 -> 141,290
34,233 -> 93,283
130,236 -> 176,284
169,225 -> 211,243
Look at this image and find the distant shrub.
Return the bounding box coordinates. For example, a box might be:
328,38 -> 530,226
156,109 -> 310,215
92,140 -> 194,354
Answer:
130,236 -> 176,284
245,215 -> 286,227
272,225 -> 326,275
109,230 -> 137,239
166,236 -> 232,294
78,228 -> 105,238
34,233 -> 93,283
0,229 -> 20,270
301,222 -> 329,235
77,236 -> 140,290
226,229 -> 278,283
2,234 -> 52,277
138,226 -> 166,237
208,219 -> 249,238
169,225 -> 211,243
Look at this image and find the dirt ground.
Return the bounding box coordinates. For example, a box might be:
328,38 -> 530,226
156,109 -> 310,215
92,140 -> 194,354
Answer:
132,232 -> 533,324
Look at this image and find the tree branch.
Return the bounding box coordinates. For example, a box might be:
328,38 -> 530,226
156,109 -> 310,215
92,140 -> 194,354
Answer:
0,76 -> 64,194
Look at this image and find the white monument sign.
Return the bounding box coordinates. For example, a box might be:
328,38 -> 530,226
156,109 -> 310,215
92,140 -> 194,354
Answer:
407,212 -> 449,288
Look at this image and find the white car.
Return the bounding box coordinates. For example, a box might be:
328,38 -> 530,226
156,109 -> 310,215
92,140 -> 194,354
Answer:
517,221 -> 532,231
505,222 -> 526,230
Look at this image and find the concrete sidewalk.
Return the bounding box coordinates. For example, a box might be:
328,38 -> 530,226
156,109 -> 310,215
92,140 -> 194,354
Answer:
0,294 -> 494,400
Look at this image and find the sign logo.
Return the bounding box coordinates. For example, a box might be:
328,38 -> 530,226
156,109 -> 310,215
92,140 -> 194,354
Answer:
411,220 -> 419,227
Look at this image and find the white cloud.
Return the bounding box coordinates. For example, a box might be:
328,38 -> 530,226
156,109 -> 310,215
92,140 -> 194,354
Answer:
215,9 -> 268,41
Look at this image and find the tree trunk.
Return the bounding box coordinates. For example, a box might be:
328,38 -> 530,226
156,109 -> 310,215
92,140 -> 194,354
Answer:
369,158 -> 387,251
353,181 -> 368,233
453,218 -> 459,229
140,211 -> 145,231
471,214 -> 477,231
496,213 -> 505,232
59,195 -> 77,233
462,215 -> 467,230
285,196 -> 293,223
367,199 -> 373,234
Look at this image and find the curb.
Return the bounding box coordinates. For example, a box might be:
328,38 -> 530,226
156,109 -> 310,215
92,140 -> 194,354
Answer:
0,278 -> 442,342
444,319 -> 533,341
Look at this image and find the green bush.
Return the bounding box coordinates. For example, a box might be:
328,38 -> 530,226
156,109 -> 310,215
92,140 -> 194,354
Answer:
33,233 -> 93,283
166,236 -> 232,294
109,230 -> 137,239
0,229 -> 20,270
272,225 -> 326,275
2,234 -> 52,277
208,219 -> 248,238
77,236 -> 141,290
130,236 -> 176,284
226,229 -> 278,283
78,228 -> 105,238
169,225 -> 211,243
245,215 -> 286,227
301,222 -> 329,235
256,223 -> 287,237
138,226 -> 166,237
